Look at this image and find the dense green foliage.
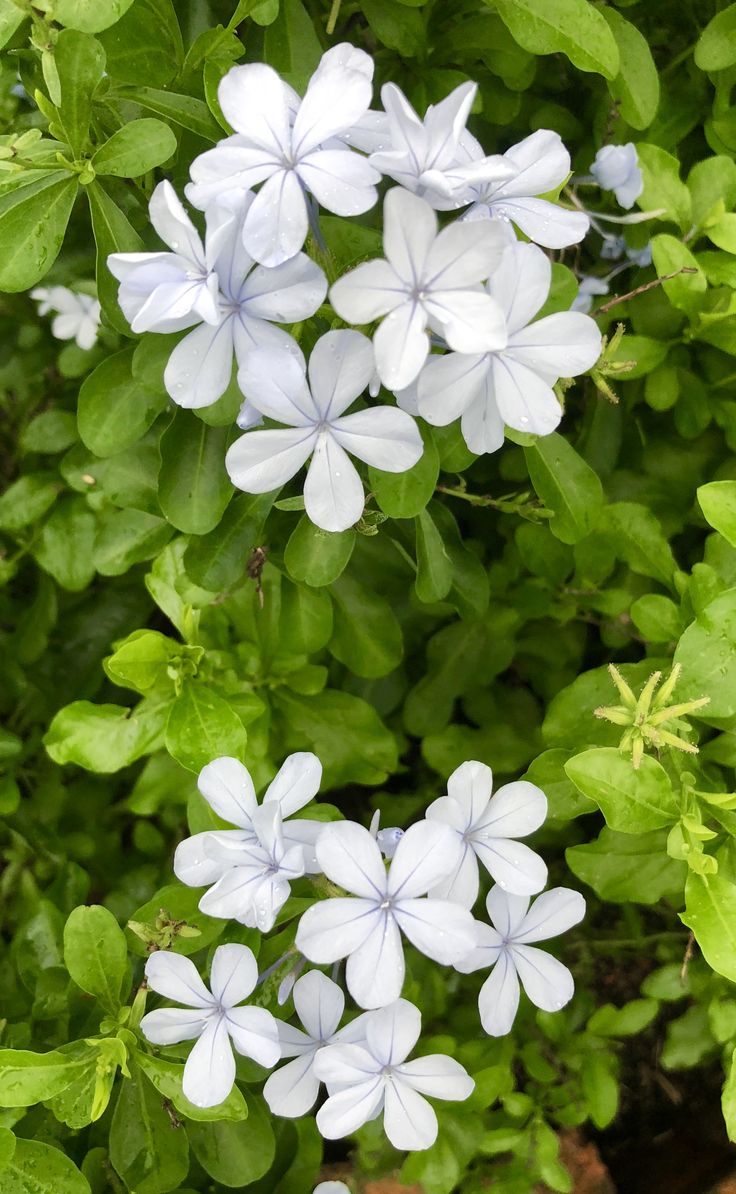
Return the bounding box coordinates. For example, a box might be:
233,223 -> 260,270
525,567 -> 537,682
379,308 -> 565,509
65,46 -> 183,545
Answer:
3,0 -> 736,1190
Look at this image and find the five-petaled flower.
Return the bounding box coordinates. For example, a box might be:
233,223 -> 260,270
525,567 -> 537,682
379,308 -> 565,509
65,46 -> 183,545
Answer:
330,187 -> 508,391
456,885 -> 585,1036
140,944 -> 280,1107
591,143 -> 643,210
295,818 -> 476,1009
31,285 -> 101,350
226,330 -> 423,532
314,998 -> 474,1150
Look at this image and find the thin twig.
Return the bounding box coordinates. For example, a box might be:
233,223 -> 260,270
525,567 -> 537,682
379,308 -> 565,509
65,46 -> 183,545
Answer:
326,0 -> 342,34
595,267 -> 698,314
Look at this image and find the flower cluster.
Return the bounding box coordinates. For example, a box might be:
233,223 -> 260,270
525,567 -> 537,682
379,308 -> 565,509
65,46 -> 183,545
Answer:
141,752 -> 585,1150
107,45 -> 602,532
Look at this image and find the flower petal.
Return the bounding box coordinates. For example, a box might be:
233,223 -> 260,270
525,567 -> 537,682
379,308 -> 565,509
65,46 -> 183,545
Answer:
163,318 -> 234,409
225,1005 -> 281,1066
485,885 -> 531,937
294,970 -> 346,1042
330,259 -> 407,323
315,821 -> 387,898
424,219 -> 508,289
242,169 -> 309,267
209,943 -> 258,1007
452,920 -> 503,974
383,1079 -> 438,1151
187,144 -> 277,205
477,951 -> 520,1036
183,1015 -> 236,1107
415,351 -> 489,426
313,1042 -> 381,1088
345,912 -> 405,1009
472,836 -> 548,896
488,241 -> 550,332
425,290 -> 506,354
428,841 -> 479,909
144,951 -> 214,1008
498,130 -> 571,199
297,898 -> 381,964
513,887 -> 586,944
263,1051 -> 321,1117
241,253 -> 327,321
477,779 -> 548,838
292,67 -> 373,159
218,63 -> 291,155
393,897 -> 476,965
374,300 -> 429,390
149,180 -> 204,267
485,355 -> 561,437
198,757 -> 258,829
331,407 -> 422,471
316,1077 -> 384,1139
511,944 -> 575,1012
397,1054 -> 474,1101
226,426 -> 317,494
141,1008 -> 210,1045
303,434 -> 365,532
237,343 -> 315,425
173,830 -> 249,888
496,197 -> 589,249
388,820 -> 461,899
365,998 -> 421,1066
461,388 -> 505,454
264,751 -> 322,817
308,330 -> 375,420
297,149 -> 379,215
508,311 -> 602,379
383,186 -> 437,281
448,759 -> 494,827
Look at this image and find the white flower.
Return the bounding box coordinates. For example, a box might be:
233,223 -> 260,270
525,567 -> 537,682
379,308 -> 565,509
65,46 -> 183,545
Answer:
174,753 -> 324,931
571,274 -> 610,313
226,330 -> 422,532
461,129 -> 590,249
402,242 -> 602,454
295,819 -> 476,1009
313,999 -> 474,1150
456,886 -> 585,1036
108,184 -> 325,409
425,760 -> 549,905
264,971 -> 369,1118
187,46 -> 380,266
31,285 -> 101,349
314,1185 -> 351,1194
330,188 -> 508,390
140,944 -> 280,1107
591,144 -> 643,210
368,81 -> 512,209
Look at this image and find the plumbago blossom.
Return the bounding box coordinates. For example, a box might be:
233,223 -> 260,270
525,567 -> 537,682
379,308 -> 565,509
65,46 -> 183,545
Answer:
314,999 -> 474,1150
590,143 -> 643,210
398,241 -> 602,453
140,945 -> 280,1107
108,182 -> 326,409
31,285 -> 100,349
456,886 -> 586,1036
226,330 -> 423,531
174,753 -> 324,931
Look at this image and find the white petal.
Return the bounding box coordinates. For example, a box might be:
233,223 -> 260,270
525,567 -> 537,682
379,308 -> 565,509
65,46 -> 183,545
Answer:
365,998 -> 421,1066
345,913 -> 405,1009
144,952 -> 213,1008
283,817 -> 323,874
241,253 -> 327,321
472,837 -> 548,896
424,81 -> 477,168
130,277 -> 217,335
415,351 -> 489,425
495,197 -> 589,249
477,952 -> 520,1036
448,760 -> 494,827
198,757 -> 258,829
263,1052 -> 321,1117
486,355 -> 562,437
397,1055 -> 474,1101
388,820 -> 461,899
233,314 -> 301,362
514,887 -> 586,944
243,170 -> 309,267
393,897 -> 476,965
209,943 -> 258,1007
428,842 -> 479,909
226,1005 -> 281,1066
331,407 -> 422,471
315,821 -> 387,898
303,434 -> 365,532
188,144 -> 277,201
374,300 -> 429,390
205,189 -> 254,285
508,311 -> 602,379
297,898 -> 382,964
485,885 -> 530,936
316,43 -> 374,80
292,67 -> 373,159
425,290 -> 507,354
330,259 -> 407,323
294,970 -> 345,1041
140,1008 -> 210,1045
511,944 -> 575,1012
149,180 -> 204,267
308,330 -> 375,420
424,219 -> 508,289
383,187 -> 437,281
298,149 -> 379,215
476,779 -> 548,838
383,1079 -> 438,1151
264,751 -> 322,817
461,388 -> 505,454
488,242 -> 550,332
312,1042 -> 381,1089
164,318 -> 234,409
174,830 -> 248,888
237,344 -> 316,425
454,920 -> 504,974
498,130 -> 570,198
198,859 -> 271,921
226,426 -> 317,494
379,84 -> 426,164
218,63 -> 291,155
316,1078 -> 384,1138
183,1016 -> 236,1107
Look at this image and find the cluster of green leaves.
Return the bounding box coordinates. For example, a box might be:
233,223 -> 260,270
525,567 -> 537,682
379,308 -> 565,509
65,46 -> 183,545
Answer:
4,0 -> 736,1191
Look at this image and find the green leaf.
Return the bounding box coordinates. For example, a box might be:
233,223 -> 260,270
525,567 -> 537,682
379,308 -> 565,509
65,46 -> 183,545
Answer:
600,501 -> 677,587
636,143 -> 691,231
674,588 -> 736,718
0,475 -> 59,531
21,410 -> 78,453
33,497 -> 95,591
0,3 -> 23,50
263,0 -> 322,90
4,1137 -> 91,1194
415,506 -> 454,603
681,872 -> 736,983
581,1053 -> 618,1130
698,480 -> 736,547
0,1128 -> 14,1172
55,29 -> 106,156
127,883 -> 225,956
184,492 -> 275,591
369,426 -> 439,518
93,508 -> 173,575
78,347 -> 167,457
115,85 -> 222,139
695,3 -> 736,71
329,574 -> 403,678
54,0 -> 135,33
0,172 -> 77,292
689,157 -> 736,228
273,688 -> 398,787
360,0 -> 425,56
564,748 -> 680,832
109,1063 -> 189,1194
493,0 -> 619,79
0,1048 -> 90,1106
187,1096 -> 275,1186
279,579 -> 333,655
136,1053 -> 247,1122
525,749 -> 594,821
707,213 -> 736,253
86,181 -> 143,334
629,594 -> 682,642
650,234 -> 706,313
165,682 -> 248,773
601,8 -> 659,130
92,118 -> 176,177
158,413 -> 234,535
567,828 -> 687,903
525,433 -> 603,544
722,1045 -> 736,1142
588,999 -> 659,1036
63,905 -> 128,1012
44,698 -> 170,772
284,516 -> 355,586
105,629 -> 182,694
